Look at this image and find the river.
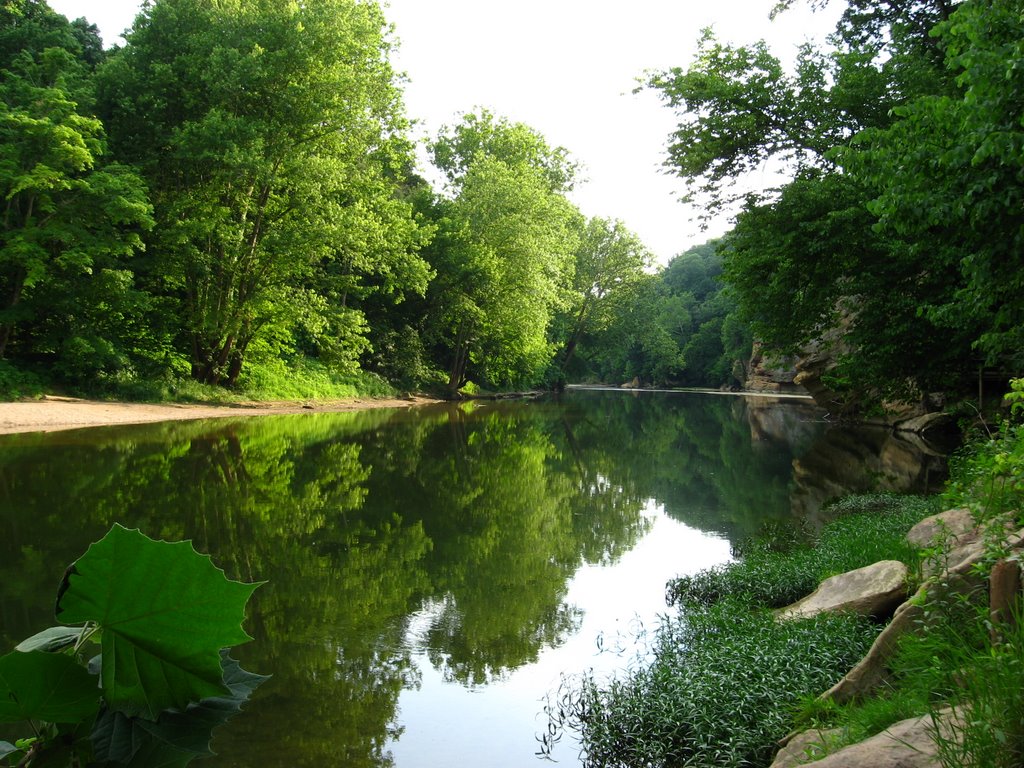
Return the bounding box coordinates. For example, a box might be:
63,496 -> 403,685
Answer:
0,390 -> 947,766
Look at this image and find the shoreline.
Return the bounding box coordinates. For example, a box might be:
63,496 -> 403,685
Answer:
0,386 -> 814,436
0,394 -> 442,436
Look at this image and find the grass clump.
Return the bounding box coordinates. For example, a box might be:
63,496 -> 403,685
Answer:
546,494 -> 935,767
550,600 -> 878,767
667,493 -> 937,609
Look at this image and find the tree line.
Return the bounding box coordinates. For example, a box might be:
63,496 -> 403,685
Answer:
647,0 -> 1024,407
0,0 -> 751,401
6,0 -> 1017,405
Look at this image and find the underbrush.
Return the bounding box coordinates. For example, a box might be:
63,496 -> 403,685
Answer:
0,361 -> 45,399
0,357 -> 398,404
545,493 -> 937,767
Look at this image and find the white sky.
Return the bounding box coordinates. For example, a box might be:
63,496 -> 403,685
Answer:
49,0 -> 841,264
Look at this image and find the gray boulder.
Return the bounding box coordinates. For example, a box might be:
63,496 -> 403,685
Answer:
777,560 -> 908,621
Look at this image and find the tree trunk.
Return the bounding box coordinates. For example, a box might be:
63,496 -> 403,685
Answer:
447,325 -> 471,396
0,268 -> 28,359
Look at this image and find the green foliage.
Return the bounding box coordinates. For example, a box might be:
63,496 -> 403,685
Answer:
844,0 -> 1024,374
943,379 -> 1024,522
431,108 -> 579,194
0,361 -> 43,399
423,111 -> 583,392
0,524 -> 262,767
646,28 -> 846,214
97,0 -> 430,388
649,0 -> 1023,407
0,8 -> 154,376
548,600 -> 878,768
56,524 -> 259,719
552,217 -> 652,378
574,240 -> 752,388
0,651 -> 99,724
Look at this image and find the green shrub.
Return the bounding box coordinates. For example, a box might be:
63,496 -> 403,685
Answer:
0,362 -> 44,400
228,358 -> 395,401
943,421 -> 1024,526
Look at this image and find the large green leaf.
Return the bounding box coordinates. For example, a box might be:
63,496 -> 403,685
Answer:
55,525 -> 260,720
0,651 -> 99,724
91,653 -> 268,768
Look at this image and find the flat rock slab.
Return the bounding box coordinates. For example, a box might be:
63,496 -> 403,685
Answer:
772,711 -> 951,768
777,560 -> 908,621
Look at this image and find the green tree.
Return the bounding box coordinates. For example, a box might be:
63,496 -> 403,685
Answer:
98,0 -> 430,386
843,0 -> 1024,375
425,111 -> 583,393
555,217 -> 652,376
0,1 -> 153,373
647,0 -> 1009,404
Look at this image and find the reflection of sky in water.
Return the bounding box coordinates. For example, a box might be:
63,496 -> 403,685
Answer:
388,501 -> 732,767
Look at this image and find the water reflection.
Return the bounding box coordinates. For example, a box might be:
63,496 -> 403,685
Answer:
0,391 -> 949,766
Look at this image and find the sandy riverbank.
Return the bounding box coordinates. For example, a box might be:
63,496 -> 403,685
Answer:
0,394 -> 441,436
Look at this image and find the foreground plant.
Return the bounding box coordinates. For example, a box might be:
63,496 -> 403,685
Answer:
0,524 -> 264,767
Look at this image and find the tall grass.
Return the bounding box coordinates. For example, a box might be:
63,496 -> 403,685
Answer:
548,601 -> 878,767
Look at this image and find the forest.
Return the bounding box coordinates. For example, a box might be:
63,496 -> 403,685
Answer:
0,0 -> 1021,406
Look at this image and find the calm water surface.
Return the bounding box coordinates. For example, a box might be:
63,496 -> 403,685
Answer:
0,391 -> 944,766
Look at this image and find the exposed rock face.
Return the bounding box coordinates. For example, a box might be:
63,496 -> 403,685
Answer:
772,711 -> 952,768
776,560 -> 908,621
792,347 -> 851,414
746,342 -> 800,393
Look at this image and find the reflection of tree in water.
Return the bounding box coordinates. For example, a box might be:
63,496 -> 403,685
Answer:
360,403 -> 645,687
0,402 -> 650,766
0,393 -> 944,766
556,391 -> 822,542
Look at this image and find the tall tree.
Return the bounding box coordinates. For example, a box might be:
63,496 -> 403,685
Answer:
0,1 -> 153,370
646,0 -> 1017,405
425,111 -> 583,393
842,0 -> 1024,375
98,0 -> 430,386
556,217 -> 652,374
